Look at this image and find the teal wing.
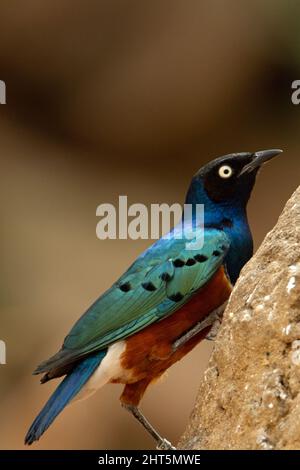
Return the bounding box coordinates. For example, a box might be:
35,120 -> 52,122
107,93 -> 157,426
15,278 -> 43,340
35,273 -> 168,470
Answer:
35,227 -> 230,374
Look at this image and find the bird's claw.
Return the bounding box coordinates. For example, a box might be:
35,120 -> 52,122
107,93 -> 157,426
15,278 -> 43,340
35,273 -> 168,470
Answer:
156,438 -> 176,450
205,318 -> 222,341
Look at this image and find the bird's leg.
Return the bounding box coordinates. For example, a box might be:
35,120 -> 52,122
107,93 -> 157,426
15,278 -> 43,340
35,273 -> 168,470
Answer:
122,403 -> 176,450
205,316 -> 222,341
172,303 -> 227,352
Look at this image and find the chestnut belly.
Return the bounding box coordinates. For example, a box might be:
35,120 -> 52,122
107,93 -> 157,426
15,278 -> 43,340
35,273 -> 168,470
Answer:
114,266 -> 232,384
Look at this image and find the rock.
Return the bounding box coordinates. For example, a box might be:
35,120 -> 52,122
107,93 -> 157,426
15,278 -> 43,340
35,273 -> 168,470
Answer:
179,186 -> 300,450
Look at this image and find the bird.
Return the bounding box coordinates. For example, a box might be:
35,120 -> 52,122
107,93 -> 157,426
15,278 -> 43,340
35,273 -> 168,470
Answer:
25,148 -> 282,449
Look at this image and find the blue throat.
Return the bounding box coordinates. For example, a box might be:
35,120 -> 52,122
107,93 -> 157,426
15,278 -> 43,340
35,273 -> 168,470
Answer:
185,181 -> 253,284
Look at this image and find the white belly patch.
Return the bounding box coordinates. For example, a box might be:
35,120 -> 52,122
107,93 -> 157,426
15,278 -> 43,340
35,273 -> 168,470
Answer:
73,341 -> 130,402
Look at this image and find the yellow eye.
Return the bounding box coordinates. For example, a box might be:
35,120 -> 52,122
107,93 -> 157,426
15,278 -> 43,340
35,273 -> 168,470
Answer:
218,165 -> 233,179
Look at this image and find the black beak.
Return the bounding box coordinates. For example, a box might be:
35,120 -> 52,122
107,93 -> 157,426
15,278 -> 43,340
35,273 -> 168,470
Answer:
239,149 -> 283,176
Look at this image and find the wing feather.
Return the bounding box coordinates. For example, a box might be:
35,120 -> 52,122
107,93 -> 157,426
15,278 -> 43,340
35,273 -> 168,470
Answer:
35,227 -> 230,374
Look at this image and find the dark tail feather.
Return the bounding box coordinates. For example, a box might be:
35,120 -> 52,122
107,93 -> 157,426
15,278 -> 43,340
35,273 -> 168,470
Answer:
25,350 -> 106,445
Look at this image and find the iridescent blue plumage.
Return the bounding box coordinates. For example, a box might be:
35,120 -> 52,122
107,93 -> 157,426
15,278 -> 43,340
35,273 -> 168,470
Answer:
34,225 -> 230,374
25,351 -> 106,445
25,149 -> 282,446
185,168 -> 254,283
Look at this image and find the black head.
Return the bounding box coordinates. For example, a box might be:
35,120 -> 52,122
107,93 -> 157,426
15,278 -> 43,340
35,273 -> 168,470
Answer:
185,149 -> 282,284
186,149 -> 282,208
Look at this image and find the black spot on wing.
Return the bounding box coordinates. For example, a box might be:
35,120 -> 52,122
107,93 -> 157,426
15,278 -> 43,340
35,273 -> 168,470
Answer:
168,292 -> 184,302
173,259 -> 185,268
213,250 -> 221,257
161,272 -> 172,282
142,282 -> 157,291
119,282 -> 132,292
194,254 -> 208,263
186,258 -> 196,266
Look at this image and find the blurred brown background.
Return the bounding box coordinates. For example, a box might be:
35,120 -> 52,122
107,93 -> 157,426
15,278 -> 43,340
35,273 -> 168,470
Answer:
0,0 -> 299,450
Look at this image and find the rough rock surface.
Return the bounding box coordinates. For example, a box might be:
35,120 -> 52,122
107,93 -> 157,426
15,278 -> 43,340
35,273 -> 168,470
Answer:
179,186 -> 300,450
